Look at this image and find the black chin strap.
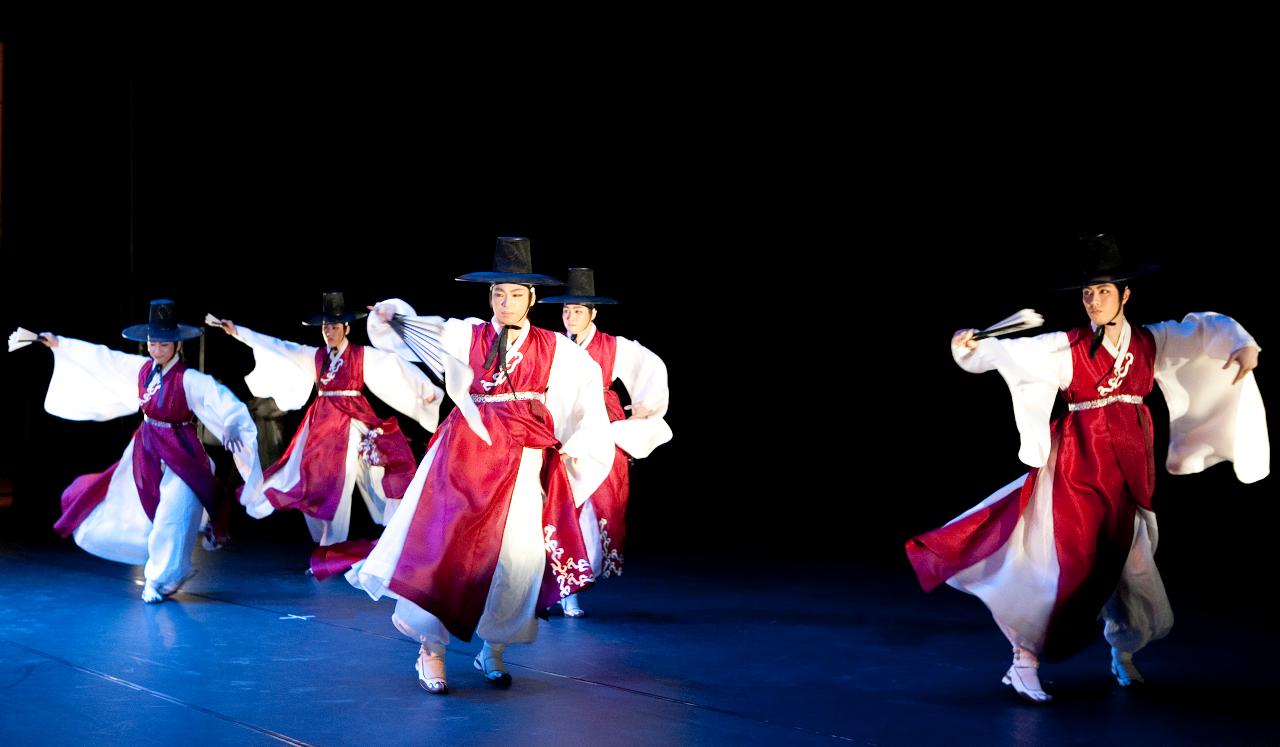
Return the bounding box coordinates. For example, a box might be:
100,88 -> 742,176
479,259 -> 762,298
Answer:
483,325 -> 522,374
1090,305 -> 1124,358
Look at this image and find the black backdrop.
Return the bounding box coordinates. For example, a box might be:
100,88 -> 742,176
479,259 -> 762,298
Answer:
1,37 -> 1274,605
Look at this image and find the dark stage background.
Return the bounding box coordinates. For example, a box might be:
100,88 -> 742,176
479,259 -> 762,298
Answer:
0,37 -> 1274,609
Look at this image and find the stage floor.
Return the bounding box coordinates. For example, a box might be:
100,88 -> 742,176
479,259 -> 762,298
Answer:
1,539 -> 1275,746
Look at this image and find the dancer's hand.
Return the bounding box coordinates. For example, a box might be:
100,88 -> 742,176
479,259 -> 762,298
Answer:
625,403 -> 655,419
222,427 -> 244,453
952,329 -> 978,350
219,319 -> 238,336
1225,346 -> 1260,385
369,303 -> 396,322
39,332 -> 58,348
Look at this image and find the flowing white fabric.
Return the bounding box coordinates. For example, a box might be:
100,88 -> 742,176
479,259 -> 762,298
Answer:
948,455 -> 1059,653
237,326 -> 317,412
609,334 -> 673,459
1147,312 -> 1268,483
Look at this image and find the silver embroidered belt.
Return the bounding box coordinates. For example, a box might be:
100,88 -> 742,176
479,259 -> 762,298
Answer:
144,415 -> 194,428
319,390 -> 361,397
1068,394 -> 1144,411
471,392 -> 545,403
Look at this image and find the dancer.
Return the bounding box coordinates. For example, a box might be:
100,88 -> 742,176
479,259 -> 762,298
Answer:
348,237 -> 614,694
906,235 -> 1267,703
540,267 -> 672,617
30,299 -> 261,602
213,292 -> 441,546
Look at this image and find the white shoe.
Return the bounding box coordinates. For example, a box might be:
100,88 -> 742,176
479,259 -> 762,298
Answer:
1110,648 -> 1145,687
199,524 -> 225,551
560,594 -> 586,618
473,642 -> 512,688
140,569 -> 198,603
416,646 -> 448,695
1002,647 -> 1052,703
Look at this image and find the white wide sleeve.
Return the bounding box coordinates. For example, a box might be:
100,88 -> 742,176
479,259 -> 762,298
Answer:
233,326 -> 318,412
610,336 -> 673,459
1147,312 -> 1268,483
547,336 -> 616,506
363,345 -> 444,432
952,331 -> 1072,468
45,336 -> 147,421
184,370 -> 263,497
369,299 -> 490,443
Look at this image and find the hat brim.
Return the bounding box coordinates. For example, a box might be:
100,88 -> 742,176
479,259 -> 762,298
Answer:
303,311 -> 368,326
455,272 -> 563,286
1055,262 -> 1160,290
121,323 -> 204,342
538,295 -> 619,305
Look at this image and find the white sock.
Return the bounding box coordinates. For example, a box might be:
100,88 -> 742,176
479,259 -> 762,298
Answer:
479,641 -> 507,671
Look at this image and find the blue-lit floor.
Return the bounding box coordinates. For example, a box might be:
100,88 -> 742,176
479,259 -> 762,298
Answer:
1,540 -> 1274,746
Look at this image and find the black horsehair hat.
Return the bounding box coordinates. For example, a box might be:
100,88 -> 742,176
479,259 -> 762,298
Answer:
1057,233 -> 1159,290
539,267 -> 619,305
456,237 -> 563,286
121,299 -> 203,342
303,291 -> 368,326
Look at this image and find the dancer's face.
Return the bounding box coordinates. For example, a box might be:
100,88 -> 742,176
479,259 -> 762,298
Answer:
321,322 -> 348,349
1081,282 -> 1129,326
147,340 -> 178,367
562,304 -> 596,337
491,284 -> 534,326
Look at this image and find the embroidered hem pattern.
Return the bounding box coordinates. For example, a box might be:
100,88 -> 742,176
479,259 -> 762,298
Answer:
544,524 -> 592,597
599,518 -> 623,579
358,427 -> 385,466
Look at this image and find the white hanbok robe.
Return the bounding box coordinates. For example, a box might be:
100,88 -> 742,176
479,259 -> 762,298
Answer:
45,336 -> 262,591
911,312 -> 1266,656
348,300 -> 614,647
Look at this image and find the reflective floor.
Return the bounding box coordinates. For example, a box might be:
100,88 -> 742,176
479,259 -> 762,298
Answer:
1,539 -> 1275,746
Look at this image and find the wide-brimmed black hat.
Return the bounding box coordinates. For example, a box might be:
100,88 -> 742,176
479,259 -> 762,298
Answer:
121,299 -> 204,342
539,267 -> 618,305
1056,233 -> 1159,290
303,291 -> 367,326
455,237 -> 563,286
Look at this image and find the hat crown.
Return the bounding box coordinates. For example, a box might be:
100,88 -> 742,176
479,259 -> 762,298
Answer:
149,299 -> 177,331
1059,232 -> 1158,288
322,291 -> 347,317
304,290 -> 366,325
1081,233 -> 1124,276
563,267 -> 597,297
493,237 -> 534,275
